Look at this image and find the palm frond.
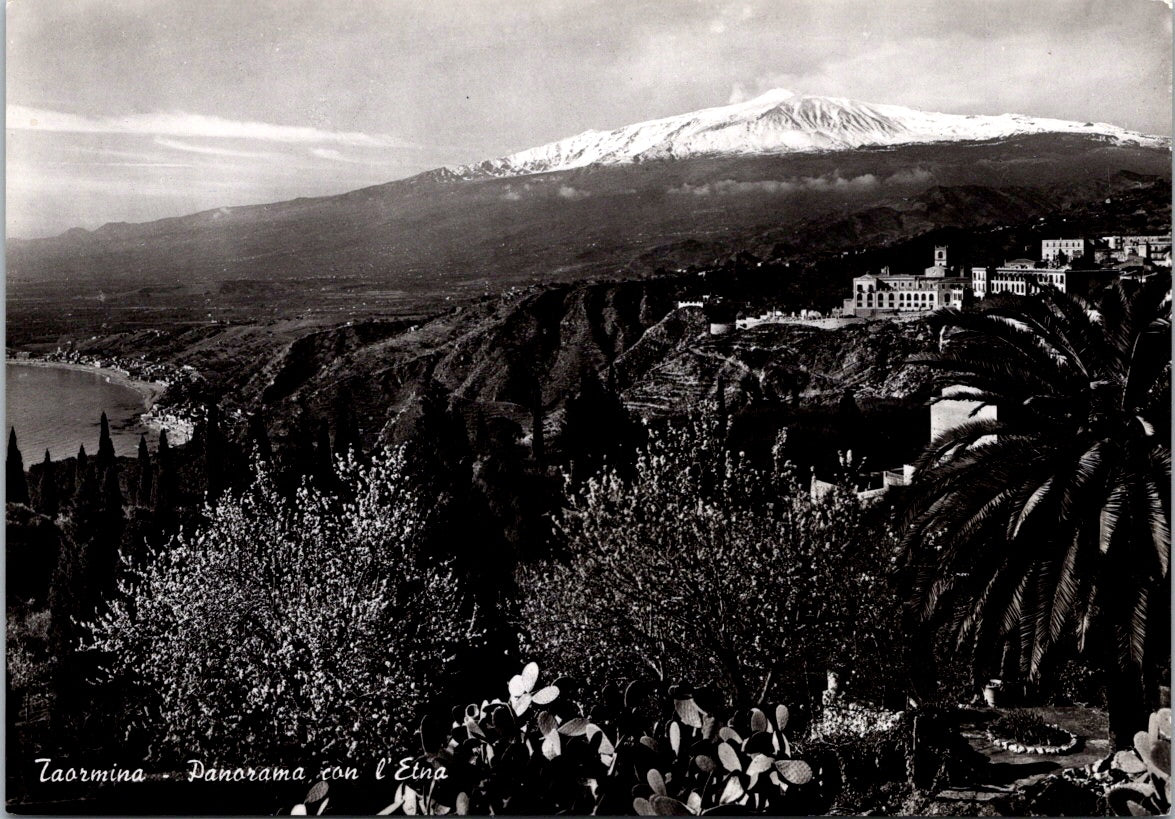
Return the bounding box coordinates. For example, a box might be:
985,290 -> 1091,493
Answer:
1047,528 -> 1085,648
1128,586 -> 1149,667
901,280 -> 1171,693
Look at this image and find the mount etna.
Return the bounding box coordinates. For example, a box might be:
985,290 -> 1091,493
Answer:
5,92 -> 1171,452
7,93 -> 1170,326
6,59 -> 1173,815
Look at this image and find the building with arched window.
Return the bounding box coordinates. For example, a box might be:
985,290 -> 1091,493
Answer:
843,246 -> 970,317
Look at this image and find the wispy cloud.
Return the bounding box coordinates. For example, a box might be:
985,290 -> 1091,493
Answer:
667,169 -> 932,197
73,161 -> 196,168
154,137 -> 278,159
7,105 -> 420,149
6,164 -> 272,196
557,185 -> 590,200
310,147 -> 359,163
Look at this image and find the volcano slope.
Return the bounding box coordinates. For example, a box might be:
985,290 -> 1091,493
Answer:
7,133 -> 1170,340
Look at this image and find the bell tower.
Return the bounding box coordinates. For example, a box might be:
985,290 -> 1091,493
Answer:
934,245 -> 948,267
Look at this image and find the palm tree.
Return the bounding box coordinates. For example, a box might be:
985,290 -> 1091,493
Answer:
902,279 -> 1170,749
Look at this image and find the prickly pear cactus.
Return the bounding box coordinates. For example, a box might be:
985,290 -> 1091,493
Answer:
1106,707 -> 1171,816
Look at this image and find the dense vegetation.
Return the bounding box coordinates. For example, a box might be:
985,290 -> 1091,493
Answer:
519,415 -> 906,707
85,450 -> 466,765
903,280 -> 1171,749
5,266 -> 1170,813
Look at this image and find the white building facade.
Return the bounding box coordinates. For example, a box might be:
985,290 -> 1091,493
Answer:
1041,238 -> 1088,264
843,246 -> 970,317
1102,234 -> 1172,265
971,259 -> 1069,298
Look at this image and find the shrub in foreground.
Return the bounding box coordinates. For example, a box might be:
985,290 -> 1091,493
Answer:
802,704 -> 989,815
85,449 -> 471,766
520,416 -> 906,707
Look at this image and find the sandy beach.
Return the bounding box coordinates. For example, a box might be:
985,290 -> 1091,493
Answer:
6,358 -> 165,409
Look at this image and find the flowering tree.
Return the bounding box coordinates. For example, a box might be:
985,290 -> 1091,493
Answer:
519,416 -> 905,707
85,449 -> 471,766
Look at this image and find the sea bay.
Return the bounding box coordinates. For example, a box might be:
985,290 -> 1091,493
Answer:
5,362 -> 158,461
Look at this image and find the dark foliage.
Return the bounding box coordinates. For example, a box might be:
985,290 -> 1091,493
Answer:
201,401 -> 226,502
804,706 -> 989,814
135,434 -> 152,508
36,449 -> 58,518
902,281 -> 1171,749
152,430 -> 177,535
247,410 -> 273,463
7,428 -> 30,505
96,412 -> 116,474
294,664 -> 833,816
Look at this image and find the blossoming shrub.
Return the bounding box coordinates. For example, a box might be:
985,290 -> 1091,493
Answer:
86,449 -> 470,766
519,416 -> 906,707
809,702 -> 903,741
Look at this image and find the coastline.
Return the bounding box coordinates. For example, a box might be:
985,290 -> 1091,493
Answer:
6,358 -> 165,410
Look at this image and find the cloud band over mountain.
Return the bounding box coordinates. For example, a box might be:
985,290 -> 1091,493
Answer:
6,105 -> 419,149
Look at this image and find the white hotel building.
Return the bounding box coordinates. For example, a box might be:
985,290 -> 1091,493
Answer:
1041,238 -> 1088,264
843,246 -> 970,317
971,259 -> 1070,298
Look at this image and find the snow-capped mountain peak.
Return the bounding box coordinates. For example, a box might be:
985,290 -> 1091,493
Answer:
452,91 -> 1167,178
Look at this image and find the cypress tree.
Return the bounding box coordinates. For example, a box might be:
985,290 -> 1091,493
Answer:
47,531 -> 89,680
93,465 -> 125,601
153,430 -> 176,533
60,451 -> 76,501
100,464 -> 124,523
68,448 -> 102,585
561,371 -> 639,483
277,411 -> 318,495
136,434 -> 152,508
96,411 -> 116,474
73,445 -> 89,505
37,449 -> 58,517
7,428 -> 29,505
314,419 -> 335,487
837,388 -> 864,462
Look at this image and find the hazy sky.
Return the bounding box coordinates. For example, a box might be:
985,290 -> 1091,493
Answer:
6,0 -> 1172,238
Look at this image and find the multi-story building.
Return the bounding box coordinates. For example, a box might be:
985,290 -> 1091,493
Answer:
1103,233 -> 1172,254
1102,234 -> 1172,265
843,246 -> 970,317
971,259 -> 1070,298
1041,238 -> 1088,264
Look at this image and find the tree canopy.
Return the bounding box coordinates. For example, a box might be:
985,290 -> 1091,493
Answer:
902,281 -> 1170,746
